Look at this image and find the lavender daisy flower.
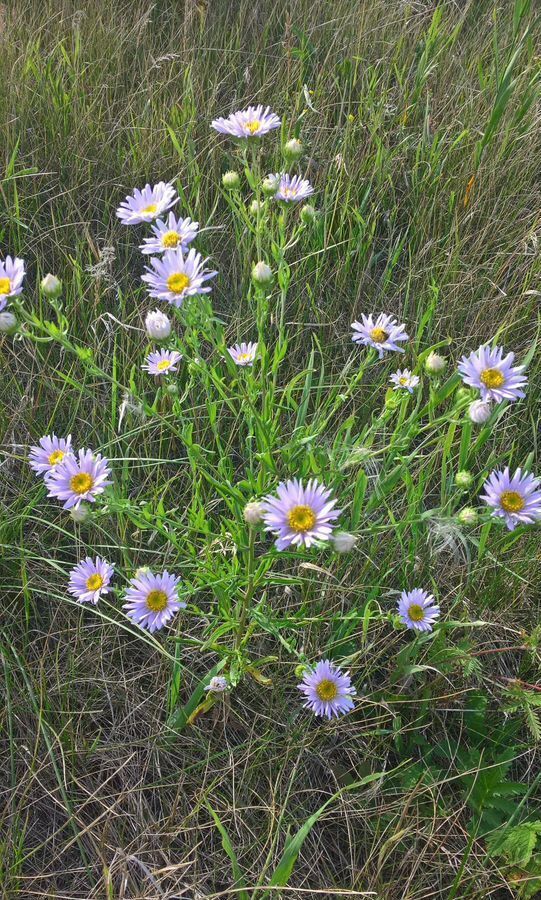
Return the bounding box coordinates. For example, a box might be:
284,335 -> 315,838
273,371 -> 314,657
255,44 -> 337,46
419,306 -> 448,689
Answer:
141,248 -> 217,308
390,368 -> 420,393
298,660 -> 356,719
0,256 -> 26,310
270,173 -> 314,202
116,182 -> 177,225
46,448 -> 112,510
227,342 -> 258,366
398,588 -> 440,632
211,104 -> 281,139
123,570 -> 185,632
351,313 -> 409,358
29,434 -> 73,476
262,478 -> 342,550
481,466 -> 541,530
142,348 -> 182,376
68,556 -> 114,605
458,344 -> 527,403
139,212 -> 199,255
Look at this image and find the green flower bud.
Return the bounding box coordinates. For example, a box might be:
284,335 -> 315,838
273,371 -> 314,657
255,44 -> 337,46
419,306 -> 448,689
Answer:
455,470 -> 473,489
222,170 -> 240,189
41,273 -> 62,298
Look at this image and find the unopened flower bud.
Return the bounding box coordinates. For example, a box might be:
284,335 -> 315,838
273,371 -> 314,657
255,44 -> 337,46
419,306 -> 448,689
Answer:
134,566 -> 151,579
294,664 -> 307,678
455,470 -> 473,489
455,387 -> 472,402
243,500 -> 264,525
330,531 -> 358,553
424,352 -> 446,375
0,311 -> 17,333
347,113 -> 355,123
468,399 -> 492,424
251,261 -> 273,286
145,310 -> 171,340
222,170 -> 240,189
261,175 -> 278,197
40,273 -> 62,298
300,204 -> 317,225
207,675 -> 229,693
249,199 -> 264,215
284,138 -> 303,161
458,506 -> 478,527
70,505 -> 89,523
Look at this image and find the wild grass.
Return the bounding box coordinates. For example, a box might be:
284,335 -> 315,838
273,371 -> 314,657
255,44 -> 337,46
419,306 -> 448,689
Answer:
1,0 -> 541,897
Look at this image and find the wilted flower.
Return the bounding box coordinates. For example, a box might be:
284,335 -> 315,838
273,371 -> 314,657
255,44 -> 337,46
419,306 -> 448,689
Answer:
298,660 -> 356,719
351,313 -> 409,358
243,500 -> 265,525
455,470 -> 473,489
283,138 -> 303,160
251,261 -> 273,285
228,342 -> 258,366
424,352 -> 446,375
123,569 -> 185,632
207,675 -> 229,693
458,344 -> 527,403
116,182 -> 177,225
0,256 -> 25,310
458,506 -> 478,527
222,170 -> 241,189
270,173 -> 314,202
468,399 -> 492,424
29,434 -> 73,476
262,478 -> 341,550
68,556 -> 114,605
390,369 -> 420,394
139,212 -> 198,256
142,248 -> 216,307
0,310 -> 17,332
398,588 -> 440,632
330,531 -> 357,552
481,467 -> 541,531
142,348 -> 182,376
46,448 -> 112,510
40,273 -> 62,298
211,105 -> 281,139
145,309 -> 171,340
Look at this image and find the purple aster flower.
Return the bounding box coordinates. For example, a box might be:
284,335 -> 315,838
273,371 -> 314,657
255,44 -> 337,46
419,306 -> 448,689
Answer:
123,569 -> 185,632
0,255 -> 26,310
481,466 -> 541,530
351,313 -> 409,358
298,660 -> 356,719
262,478 -> 342,550
270,173 -> 314,202
139,212 -> 199,255
458,344 -> 527,403
227,341 -> 258,366
29,434 -> 73,476
211,104 -> 281,138
142,348 -> 182,376
398,588 -> 440,633
390,368 -> 420,393
141,248 -> 217,308
116,182 -> 177,225
46,448 -> 112,509
68,555 -> 114,605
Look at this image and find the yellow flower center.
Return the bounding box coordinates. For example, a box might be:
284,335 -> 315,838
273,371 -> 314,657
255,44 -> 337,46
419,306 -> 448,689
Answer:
480,368 -> 505,389
370,327 -> 388,343
48,449 -> 65,465
0,277 -> 11,294
399,377 -> 408,386
86,573 -> 104,591
70,472 -> 94,494
238,353 -> 252,361
500,490 -> 525,513
408,604 -> 425,623
141,203 -> 158,214
246,120 -> 261,134
316,679 -> 338,701
167,273 -> 191,294
162,230 -> 181,248
146,589 -> 168,612
156,359 -> 172,371
283,187 -> 298,198
288,504 -> 316,533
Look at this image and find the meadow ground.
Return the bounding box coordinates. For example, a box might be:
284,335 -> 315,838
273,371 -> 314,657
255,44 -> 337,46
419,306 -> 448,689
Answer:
2,0 -> 541,897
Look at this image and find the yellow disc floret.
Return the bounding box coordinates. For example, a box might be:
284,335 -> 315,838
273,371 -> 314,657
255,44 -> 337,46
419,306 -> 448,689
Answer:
141,204 -> 158,214
370,327 -> 388,343
146,589 -> 168,612
0,277 -> 11,294
162,230 -> 181,248
70,472 -> 94,494
316,679 -> 338,701
480,368 -> 505,389
408,604 -> 425,622
167,273 -> 191,294
246,120 -> 261,134
86,574 -> 104,591
156,359 -> 172,371
500,490 -> 525,513
288,504 -> 317,533
48,449 -> 65,466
